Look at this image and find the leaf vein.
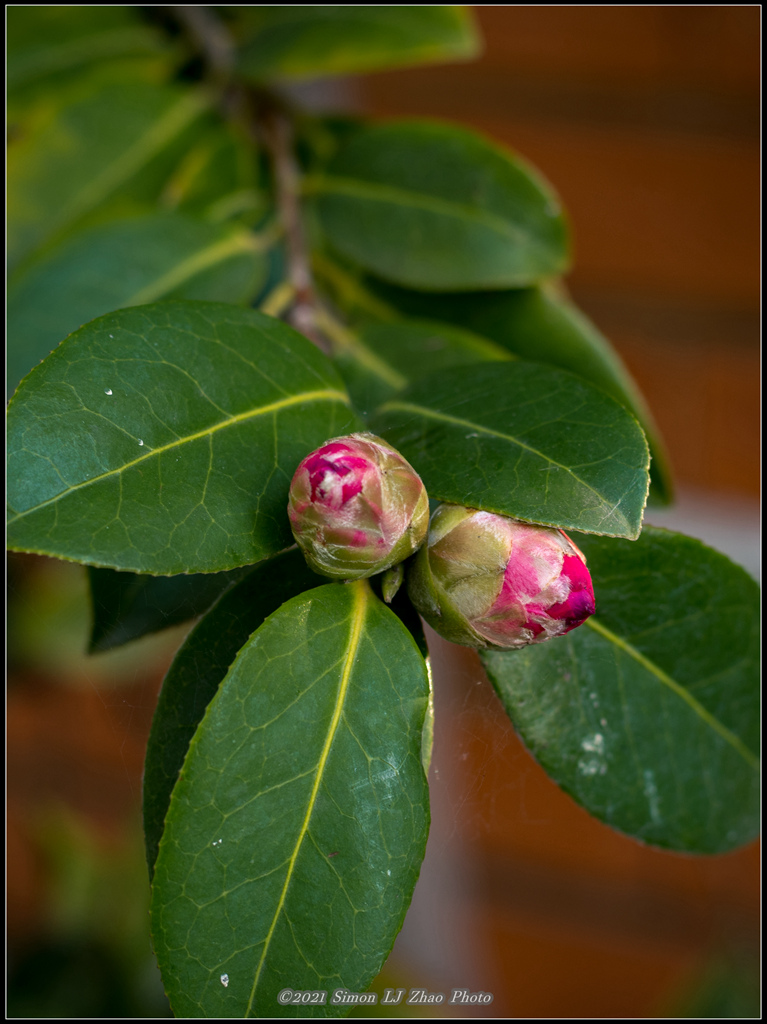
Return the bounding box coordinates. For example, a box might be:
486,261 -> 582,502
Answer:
380,400 -> 629,527
586,617 -> 758,769
312,175 -> 542,251
245,582 -> 369,1016
8,389 -> 349,521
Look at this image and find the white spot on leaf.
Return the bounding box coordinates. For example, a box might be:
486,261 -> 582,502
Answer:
643,769 -> 661,823
104,389 -> 112,396
578,732 -> 607,777
220,974 -> 229,987
582,733 -> 604,754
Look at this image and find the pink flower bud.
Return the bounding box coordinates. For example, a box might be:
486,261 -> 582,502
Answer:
408,504 -> 595,649
288,433 -> 429,580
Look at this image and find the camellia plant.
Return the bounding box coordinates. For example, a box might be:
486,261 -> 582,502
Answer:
7,6 -> 759,1019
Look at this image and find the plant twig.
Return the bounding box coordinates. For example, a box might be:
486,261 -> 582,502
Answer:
170,5 -> 329,353
170,5 -> 234,86
258,103 -> 329,352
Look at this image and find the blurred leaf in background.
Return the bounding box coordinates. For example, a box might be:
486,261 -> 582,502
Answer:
229,5 -> 481,81
7,554 -> 188,686
662,955 -> 761,1018
7,807 -> 172,1018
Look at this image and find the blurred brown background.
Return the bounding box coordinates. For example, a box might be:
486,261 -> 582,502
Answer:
7,6 -> 760,1018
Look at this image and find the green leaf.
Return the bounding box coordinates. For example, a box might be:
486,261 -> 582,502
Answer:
142,549 -> 322,876
311,121 -> 569,290
8,213 -> 270,395
7,301 -> 361,574
7,72 -> 210,271
297,117 -> 368,179
328,316 -> 512,417
371,362 -> 650,538
161,120 -> 267,225
365,280 -> 674,504
150,580 -> 430,1017
232,6 -> 480,81
88,564 -> 252,653
7,5 -> 169,94
368,575 -> 435,775
481,527 -> 760,853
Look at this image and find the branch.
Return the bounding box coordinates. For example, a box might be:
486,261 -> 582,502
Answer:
170,6 -> 329,353
170,5 -> 234,86
257,104 -> 329,352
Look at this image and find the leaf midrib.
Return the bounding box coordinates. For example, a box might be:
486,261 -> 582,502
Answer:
586,616 -> 759,769
313,310 -> 406,390
377,399 -> 634,533
54,89 -> 209,243
125,230 -> 262,307
311,175 -> 549,252
245,581 -> 368,1017
8,388 -> 349,521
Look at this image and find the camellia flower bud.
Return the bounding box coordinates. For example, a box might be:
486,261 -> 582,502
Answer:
288,433 -> 429,580
408,504 -> 595,649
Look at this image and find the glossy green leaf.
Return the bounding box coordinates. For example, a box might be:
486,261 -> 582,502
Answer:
312,121 -> 569,290
371,362 -> 650,538
7,5 -> 169,94
142,550 -> 322,875
369,576 -> 435,776
366,280 -> 674,504
150,580 -> 430,1017
481,527 -> 760,853
88,564 -> 251,653
333,317 -> 512,417
8,213 -> 270,395
233,6 -> 480,81
8,72 -> 210,271
7,302 -> 360,574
